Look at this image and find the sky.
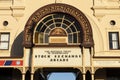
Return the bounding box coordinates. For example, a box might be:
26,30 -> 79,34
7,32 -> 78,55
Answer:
48,72 -> 76,80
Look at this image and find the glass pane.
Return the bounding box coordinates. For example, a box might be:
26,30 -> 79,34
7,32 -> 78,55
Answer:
62,24 -> 67,29
55,19 -> 62,22
53,14 -> 63,18
39,33 -> 43,43
68,34 -> 72,43
1,34 -> 9,41
40,25 -> 47,32
45,34 -> 48,43
35,32 -> 39,43
112,41 -> 118,49
46,28 -> 51,33
78,33 -> 81,43
35,13 -> 82,45
109,42 -> 113,49
112,33 -> 118,40
56,23 -> 61,27
70,26 -> 76,32
109,32 -> 119,49
49,24 -> 55,29
66,28 -> 71,33
73,33 -> 77,43
64,14 -> 74,22
109,33 -> 112,41
43,16 -> 52,22
75,22 -> 81,31
36,22 -> 43,31
46,20 -> 53,26
63,20 -> 70,26
0,42 -> 8,49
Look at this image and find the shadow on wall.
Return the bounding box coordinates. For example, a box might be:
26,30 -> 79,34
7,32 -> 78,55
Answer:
11,31 -> 24,57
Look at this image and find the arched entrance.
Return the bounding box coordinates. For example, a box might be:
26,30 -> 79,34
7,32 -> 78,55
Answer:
25,70 -> 31,80
95,68 -> 120,80
48,72 -> 75,80
23,3 -> 94,80
86,71 -> 91,80
0,68 -> 22,80
34,68 -> 83,80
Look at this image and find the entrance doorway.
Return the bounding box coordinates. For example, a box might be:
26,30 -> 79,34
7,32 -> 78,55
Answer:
86,71 -> 91,80
95,68 -> 120,80
48,72 -> 75,80
107,68 -> 120,80
0,68 -> 22,80
33,68 -> 82,80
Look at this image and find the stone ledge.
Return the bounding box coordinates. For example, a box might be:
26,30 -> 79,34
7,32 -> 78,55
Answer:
94,51 -> 120,57
92,6 -> 120,10
10,6 -> 25,10
0,6 -> 11,10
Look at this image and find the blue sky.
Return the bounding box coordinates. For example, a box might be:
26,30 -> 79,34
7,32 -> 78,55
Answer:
48,72 -> 76,80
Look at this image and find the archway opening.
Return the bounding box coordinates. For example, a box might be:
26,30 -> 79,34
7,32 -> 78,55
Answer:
33,68 -> 82,80
48,72 -> 75,80
0,68 -> 22,80
95,68 -> 120,80
86,71 -> 91,80
25,70 -> 31,80
106,68 -> 120,80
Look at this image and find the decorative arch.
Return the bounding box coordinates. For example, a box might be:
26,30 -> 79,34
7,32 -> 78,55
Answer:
33,68 -> 82,80
86,70 -> 92,80
23,3 -> 94,48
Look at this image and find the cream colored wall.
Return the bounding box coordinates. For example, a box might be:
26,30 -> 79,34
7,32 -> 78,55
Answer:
0,0 -> 120,58
0,0 -> 25,57
92,0 -> 120,57
0,16 -> 18,56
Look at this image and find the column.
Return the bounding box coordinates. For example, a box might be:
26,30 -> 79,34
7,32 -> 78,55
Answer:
30,48 -> 34,80
82,47 -> 86,80
91,47 -> 95,80
31,73 -> 34,80
91,73 -> 94,80
22,73 -> 25,80
83,73 -> 86,80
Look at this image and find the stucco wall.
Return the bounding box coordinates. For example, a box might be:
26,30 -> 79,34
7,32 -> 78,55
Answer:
0,0 -> 120,57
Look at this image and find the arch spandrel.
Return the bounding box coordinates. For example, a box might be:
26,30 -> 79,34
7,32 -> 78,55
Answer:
23,3 -> 94,48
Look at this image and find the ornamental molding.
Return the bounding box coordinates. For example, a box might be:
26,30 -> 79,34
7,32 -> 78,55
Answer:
23,3 -> 94,48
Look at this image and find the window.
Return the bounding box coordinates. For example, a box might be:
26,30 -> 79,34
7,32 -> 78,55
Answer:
0,33 -> 10,50
109,32 -> 119,49
34,13 -> 82,45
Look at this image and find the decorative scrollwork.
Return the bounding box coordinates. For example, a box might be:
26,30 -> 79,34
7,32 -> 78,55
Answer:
23,3 -> 94,48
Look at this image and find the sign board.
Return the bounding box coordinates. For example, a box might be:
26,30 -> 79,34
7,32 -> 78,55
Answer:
33,47 -> 82,67
49,37 -> 67,43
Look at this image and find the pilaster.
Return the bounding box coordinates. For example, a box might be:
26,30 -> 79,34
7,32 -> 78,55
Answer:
0,0 -> 25,20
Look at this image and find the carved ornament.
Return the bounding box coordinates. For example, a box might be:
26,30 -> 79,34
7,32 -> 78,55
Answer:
23,3 -> 94,48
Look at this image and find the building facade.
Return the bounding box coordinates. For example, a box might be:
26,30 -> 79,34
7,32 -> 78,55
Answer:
0,0 -> 120,80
